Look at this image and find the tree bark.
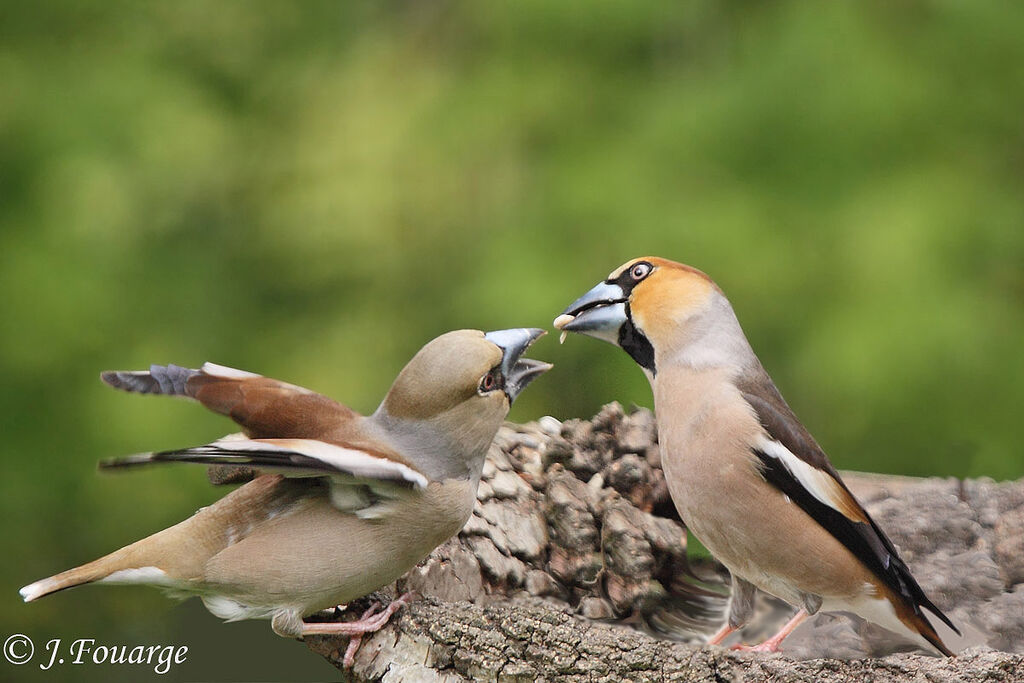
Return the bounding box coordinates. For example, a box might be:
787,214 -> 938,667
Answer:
306,599 -> 1022,682
305,404 -> 1024,681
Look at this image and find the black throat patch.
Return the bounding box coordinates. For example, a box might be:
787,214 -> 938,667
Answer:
619,304 -> 655,375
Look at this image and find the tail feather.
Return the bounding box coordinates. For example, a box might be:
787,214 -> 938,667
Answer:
875,584 -> 957,657
905,610 -> 955,657
20,475 -> 294,606
20,527 -> 185,603
911,606 -> 956,657
20,554 -> 127,602
914,588 -> 960,637
19,576 -> 66,602
101,364 -> 198,396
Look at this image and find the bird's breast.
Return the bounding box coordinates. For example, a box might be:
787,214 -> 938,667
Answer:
652,368 -> 871,602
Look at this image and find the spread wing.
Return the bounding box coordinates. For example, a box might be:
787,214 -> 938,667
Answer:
100,436 -> 428,518
101,362 -> 358,439
736,369 -> 959,649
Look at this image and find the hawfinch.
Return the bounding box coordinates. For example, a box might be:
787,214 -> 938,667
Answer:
21,328 -> 550,663
554,257 -> 958,655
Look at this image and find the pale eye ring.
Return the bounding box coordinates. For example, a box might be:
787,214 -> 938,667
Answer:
630,263 -> 652,280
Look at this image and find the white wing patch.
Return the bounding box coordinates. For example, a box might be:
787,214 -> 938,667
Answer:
201,362 -> 262,379
209,436 -> 430,490
755,436 -> 862,521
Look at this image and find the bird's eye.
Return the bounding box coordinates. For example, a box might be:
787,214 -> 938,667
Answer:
479,369 -> 502,394
630,262 -> 652,281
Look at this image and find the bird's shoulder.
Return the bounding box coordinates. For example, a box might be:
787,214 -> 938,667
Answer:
734,365 -> 839,477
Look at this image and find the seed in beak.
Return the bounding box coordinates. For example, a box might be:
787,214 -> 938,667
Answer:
553,314 -> 575,329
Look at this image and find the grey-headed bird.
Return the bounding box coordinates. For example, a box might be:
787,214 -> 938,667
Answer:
554,257 -> 957,655
21,329 -> 550,665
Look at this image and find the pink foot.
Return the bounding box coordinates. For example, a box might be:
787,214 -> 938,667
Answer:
341,603 -> 381,668
301,593 -> 415,668
731,640 -> 781,653
729,608 -> 809,654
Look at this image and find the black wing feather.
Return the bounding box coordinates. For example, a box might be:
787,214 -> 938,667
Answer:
99,445 -> 421,489
752,449 -> 958,638
738,371 -> 958,638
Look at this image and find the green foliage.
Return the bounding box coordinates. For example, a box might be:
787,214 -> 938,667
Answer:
1,2 -> 1022,680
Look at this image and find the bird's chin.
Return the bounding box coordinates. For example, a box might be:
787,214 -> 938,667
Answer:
553,301 -> 627,346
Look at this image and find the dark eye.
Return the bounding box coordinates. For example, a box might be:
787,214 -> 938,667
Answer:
630,262 -> 652,280
479,369 -> 502,393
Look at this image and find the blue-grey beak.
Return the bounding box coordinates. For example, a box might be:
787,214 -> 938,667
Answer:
484,328 -> 552,402
553,281 -> 628,346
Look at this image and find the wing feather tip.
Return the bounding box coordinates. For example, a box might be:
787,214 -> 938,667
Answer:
98,438 -> 430,492
200,362 -> 262,380
101,370 -> 152,393
98,452 -> 157,470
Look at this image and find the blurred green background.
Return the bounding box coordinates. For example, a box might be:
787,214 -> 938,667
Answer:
2,1 -> 1022,680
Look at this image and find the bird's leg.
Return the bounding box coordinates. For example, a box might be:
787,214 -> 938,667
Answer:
706,622 -> 736,646
709,575 -> 755,646
732,609 -> 809,653
301,592 -> 415,667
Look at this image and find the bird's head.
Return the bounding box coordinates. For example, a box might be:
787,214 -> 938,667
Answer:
554,257 -> 737,376
376,328 -> 551,479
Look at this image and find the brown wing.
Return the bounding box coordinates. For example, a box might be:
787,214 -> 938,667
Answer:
734,367 -> 842,478
101,362 -> 358,440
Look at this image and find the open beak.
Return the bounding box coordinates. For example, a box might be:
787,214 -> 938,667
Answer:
552,281 -> 628,346
483,328 -> 553,402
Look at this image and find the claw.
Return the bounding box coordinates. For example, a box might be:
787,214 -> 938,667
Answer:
341,603 -> 381,668
301,593 -> 416,669
731,641 -> 781,653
